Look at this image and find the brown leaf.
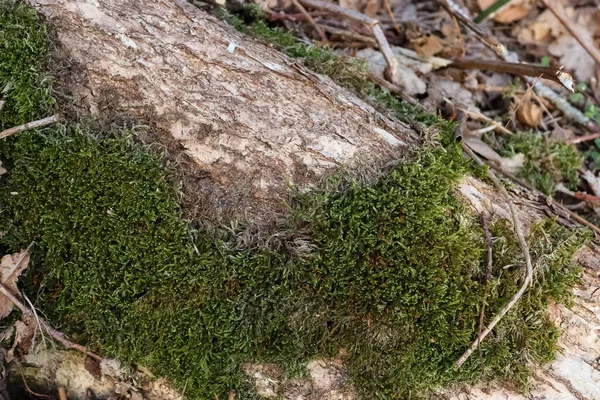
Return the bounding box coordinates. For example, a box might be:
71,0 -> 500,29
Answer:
6,318 -> 35,363
413,35 -> 444,60
516,96 -> 542,127
0,161 -> 6,176
0,249 -> 30,319
477,0 -> 536,23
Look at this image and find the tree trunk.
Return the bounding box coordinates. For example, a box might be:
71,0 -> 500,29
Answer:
19,0 -> 600,399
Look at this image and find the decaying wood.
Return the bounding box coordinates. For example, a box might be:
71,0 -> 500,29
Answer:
28,0 -> 416,226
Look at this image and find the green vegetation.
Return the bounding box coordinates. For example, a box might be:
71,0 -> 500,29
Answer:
497,133 -> 582,194
0,2 -> 591,400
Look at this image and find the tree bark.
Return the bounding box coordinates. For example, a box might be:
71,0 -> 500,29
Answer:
20,0 -> 600,399
33,0 -> 416,226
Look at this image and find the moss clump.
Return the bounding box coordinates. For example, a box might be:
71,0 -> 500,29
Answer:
498,133 -> 582,195
0,1 -> 54,130
0,3 -> 591,400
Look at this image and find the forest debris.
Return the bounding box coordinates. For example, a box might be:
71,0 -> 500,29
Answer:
457,143 -> 534,369
0,161 -> 6,176
0,249 -> 30,319
540,0 -> 600,71
516,95 -> 542,128
357,48 -> 427,95
463,137 -> 502,165
477,0 -> 535,23
581,170 -> 600,197
0,114 -> 61,140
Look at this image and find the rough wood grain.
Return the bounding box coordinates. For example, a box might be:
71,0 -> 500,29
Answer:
30,0 -> 416,225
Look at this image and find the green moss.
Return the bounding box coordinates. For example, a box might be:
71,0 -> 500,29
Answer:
0,1 -> 54,129
0,3 -> 591,400
498,133 -> 582,195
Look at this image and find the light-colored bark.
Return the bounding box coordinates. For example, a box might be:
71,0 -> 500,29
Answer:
30,0 -> 416,225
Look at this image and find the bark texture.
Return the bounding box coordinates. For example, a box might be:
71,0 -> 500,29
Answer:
32,0 -> 415,225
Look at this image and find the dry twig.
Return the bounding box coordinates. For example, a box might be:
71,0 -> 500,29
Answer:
0,282 -> 102,361
478,212 -> 494,377
298,0 -> 398,81
451,59 -> 575,92
290,0 -> 328,43
0,114 -> 61,140
58,387 -> 68,400
16,362 -> 53,399
539,0 -> 600,68
456,143 -> 533,369
382,0 -> 402,36
566,132 -> 600,145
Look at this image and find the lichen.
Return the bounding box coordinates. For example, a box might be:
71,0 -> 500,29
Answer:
0,3 -> 591,400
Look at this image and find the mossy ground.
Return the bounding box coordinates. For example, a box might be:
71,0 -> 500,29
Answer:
0,2 -> 591,399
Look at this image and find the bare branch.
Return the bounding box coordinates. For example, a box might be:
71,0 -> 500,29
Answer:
290,0 -> 328,43
0,114 -> 61,140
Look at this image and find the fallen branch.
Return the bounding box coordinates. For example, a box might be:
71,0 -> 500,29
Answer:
566,132 -> 600,145
539,0 -> 600,68
457,143 -> 533,369
0,282 -> 102,361
0,114 -> 61,140
298,0 -> 398,81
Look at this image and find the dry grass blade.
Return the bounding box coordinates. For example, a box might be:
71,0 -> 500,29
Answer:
456,143 -> 533,369
382,0 -> 402,36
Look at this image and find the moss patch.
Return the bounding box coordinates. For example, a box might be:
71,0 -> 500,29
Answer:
496,133 -> 582,195
0,3 -> 591,400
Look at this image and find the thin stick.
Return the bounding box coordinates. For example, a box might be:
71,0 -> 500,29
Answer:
382,0 -> 402,36
439,0 -> 599,132
566,132 -> 600,145
456,143 -> 533,369
443,97 -> 513,135
298,0 -> 398,81
17,362 -> 53,399
0,114 -> 61,140
58,387 -> 68,400
539,0 -> 600,67
290,0 -> 328,43
478,212 -> 494,377
485,160 -> 600,236
0,282 -> 102,361
450,59 -> 575,92
368,73 -> 417,105
319,24 -> 377,45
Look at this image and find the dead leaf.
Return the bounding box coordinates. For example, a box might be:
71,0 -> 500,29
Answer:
0,161 -> 6,176
413,35 -> 444,60
6,318 -> 34,363
478,0 -> 536,23
464,137 -> 503,165
516,97 -> 542,127
0,249 -> 30,319
477,0 -> 535,23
